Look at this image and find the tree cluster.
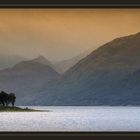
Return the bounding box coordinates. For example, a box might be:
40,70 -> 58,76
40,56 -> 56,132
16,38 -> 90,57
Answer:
0,91 -> 16,107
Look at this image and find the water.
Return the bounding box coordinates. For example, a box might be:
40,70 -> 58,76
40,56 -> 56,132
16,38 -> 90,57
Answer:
0,106 -> 140,131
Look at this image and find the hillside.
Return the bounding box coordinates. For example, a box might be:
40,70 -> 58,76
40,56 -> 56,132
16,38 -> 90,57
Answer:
0,56 -> 60,105
53,48 -> 93,74
32,32 -> 140,106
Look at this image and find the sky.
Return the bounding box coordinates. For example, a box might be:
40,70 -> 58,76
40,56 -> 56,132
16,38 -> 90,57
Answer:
0,9 -> 140,61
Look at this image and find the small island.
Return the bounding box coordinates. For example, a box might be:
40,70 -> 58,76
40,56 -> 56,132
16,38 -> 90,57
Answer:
0,106 -> 39,112
0,91 -> 41,112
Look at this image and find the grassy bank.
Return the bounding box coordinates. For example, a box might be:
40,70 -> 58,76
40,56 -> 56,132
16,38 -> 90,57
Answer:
0,106 -> 40,112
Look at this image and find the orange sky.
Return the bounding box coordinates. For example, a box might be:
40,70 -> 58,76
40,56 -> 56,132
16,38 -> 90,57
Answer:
0,9 -> 140,61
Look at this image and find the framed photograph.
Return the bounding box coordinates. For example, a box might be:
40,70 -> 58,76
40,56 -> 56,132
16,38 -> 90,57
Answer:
1,0 -> 140,139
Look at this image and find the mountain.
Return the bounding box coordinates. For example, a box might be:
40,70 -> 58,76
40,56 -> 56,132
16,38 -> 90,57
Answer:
32,32 -> 140,106
117,69 -> 140,105
0,53 -> 26,70
0,56 -> 60,105
33,55 -> 55,68
53,48 -> 93,74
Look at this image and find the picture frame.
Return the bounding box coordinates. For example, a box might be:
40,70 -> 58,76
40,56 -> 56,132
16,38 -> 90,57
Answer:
0,0 -> 140,139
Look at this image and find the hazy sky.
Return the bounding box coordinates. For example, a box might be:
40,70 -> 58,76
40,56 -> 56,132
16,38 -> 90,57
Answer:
0,9 -> 140,61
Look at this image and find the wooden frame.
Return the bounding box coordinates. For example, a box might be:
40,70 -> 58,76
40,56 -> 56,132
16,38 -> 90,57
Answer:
0,0 -> 140,139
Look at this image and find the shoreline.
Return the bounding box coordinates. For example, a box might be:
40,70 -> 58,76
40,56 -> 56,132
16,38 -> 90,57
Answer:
0,106 -> 46,112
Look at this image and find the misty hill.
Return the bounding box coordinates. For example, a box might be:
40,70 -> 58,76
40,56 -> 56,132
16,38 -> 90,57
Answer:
53,48 -> 93,74
32,32 -> 140,106
0,56 -> 60,105
33,55 -> 56,69
0,53 -> 26,70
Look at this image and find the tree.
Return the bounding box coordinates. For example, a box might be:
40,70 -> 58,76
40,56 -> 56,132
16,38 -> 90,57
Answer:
7,93 -> 16,107
0,91 -> 16,107
0,91 -> 8,106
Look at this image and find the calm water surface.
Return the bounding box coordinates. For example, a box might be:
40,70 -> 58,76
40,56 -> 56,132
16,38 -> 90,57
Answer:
0,106 -> 140,131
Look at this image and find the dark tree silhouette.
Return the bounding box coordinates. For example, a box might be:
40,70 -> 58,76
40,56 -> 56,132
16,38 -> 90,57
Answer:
7,93 -> 16,107
0,91 -> 8,106
0,91 -> 16,107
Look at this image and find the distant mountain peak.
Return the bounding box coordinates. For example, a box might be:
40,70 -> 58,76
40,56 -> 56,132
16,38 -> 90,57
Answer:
32,55 -> 51,66
36,55 -> 46,60
134,31 -> 140,36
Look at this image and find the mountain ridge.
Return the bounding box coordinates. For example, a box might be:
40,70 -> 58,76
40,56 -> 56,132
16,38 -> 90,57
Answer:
31,32 -> 140,106
0,56 -> 60,105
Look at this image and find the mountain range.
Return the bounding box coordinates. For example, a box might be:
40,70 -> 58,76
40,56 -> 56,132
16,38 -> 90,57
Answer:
0,56 -> 59,104
53,48 -> 93,74
31,32 -> 140,106
1,32 -> 140,105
